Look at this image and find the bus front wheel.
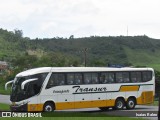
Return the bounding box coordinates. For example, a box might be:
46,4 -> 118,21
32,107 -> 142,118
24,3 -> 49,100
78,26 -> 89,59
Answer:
126,98 -> 136,109
43,102 -> 54,112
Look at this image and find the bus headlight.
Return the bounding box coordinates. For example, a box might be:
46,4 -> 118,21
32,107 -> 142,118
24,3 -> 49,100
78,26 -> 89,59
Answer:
18,101 -> 29,106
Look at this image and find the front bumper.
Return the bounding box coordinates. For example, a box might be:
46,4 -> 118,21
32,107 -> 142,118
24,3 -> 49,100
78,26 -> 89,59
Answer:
10,103 -> 28,112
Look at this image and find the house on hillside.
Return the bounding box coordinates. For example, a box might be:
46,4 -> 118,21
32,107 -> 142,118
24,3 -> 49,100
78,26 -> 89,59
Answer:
0,61 -> 8,74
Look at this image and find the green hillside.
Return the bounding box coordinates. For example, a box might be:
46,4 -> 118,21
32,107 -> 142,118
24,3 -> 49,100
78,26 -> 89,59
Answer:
1,28 -> 160,70
0,29 -> 29,60
35,36 -> 160,68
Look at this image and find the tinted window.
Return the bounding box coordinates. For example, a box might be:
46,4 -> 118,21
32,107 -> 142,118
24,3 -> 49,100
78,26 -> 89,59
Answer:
131,72 -> 141,83
84,73 -> 98,84
67,74 -> 74,85
92,73 -> 99,84
84,73 -> 92,84
116,72 -> 130,83
100,73 -> 114,83
123,72 -> 130,83
11,73 -> 48,102
142,71 -> 152,82
67,73 -> 82,85
75,73 -> 82,85
46,73 -> 65,88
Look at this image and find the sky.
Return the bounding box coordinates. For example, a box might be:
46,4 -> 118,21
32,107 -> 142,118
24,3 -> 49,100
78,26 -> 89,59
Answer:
0,0 -> 160,39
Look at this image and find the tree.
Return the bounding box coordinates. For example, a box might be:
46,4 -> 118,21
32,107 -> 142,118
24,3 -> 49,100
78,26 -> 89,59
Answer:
69,35 -> 74,39
14,29 -> 23,38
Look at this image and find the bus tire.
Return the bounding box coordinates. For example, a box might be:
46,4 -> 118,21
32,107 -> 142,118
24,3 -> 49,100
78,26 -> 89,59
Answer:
99,107 -> 109,111
126,98 -> 136,109
114,98 -> 125,110
43,102 -> 54,112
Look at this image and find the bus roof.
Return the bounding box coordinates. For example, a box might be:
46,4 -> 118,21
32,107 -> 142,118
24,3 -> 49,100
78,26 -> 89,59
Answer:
51,67 -> 154,72
16,67 -> 52,77
16,67 -> 154,77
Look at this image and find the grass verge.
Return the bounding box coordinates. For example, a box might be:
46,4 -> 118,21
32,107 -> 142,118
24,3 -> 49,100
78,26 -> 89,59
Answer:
147,100 -> 159,106
0,84 -> 11,95
0,103 -> 10,111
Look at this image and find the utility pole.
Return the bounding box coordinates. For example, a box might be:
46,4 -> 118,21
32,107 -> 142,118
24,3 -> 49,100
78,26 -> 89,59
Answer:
79,48 -> 88,67
127,26 -> 128,36
84,48 -> 88,67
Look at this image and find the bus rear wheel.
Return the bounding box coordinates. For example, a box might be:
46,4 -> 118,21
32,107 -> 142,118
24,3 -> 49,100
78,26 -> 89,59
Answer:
126,98 -> 136,109
114,98 -> 125,110
43,102 -> 54,112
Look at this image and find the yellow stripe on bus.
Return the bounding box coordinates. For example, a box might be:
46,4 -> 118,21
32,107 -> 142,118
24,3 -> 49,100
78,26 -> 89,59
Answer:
28,104 -> 43,112
56,99 -> 115,110
27,99 -> 115,111
27,90 -> 154,111
120,86 -> 139,92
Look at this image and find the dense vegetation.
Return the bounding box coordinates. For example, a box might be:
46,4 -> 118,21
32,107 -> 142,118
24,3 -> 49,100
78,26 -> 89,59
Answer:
0,28 -> 160,96
1,28 -> 160,68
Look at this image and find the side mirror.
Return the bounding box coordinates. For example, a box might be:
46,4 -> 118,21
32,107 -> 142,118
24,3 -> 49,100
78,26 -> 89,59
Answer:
5,80 -> 14,90
21,78 -> 38,90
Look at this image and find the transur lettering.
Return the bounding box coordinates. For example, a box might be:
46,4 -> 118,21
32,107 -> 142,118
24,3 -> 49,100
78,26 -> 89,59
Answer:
72,86 -> 107,93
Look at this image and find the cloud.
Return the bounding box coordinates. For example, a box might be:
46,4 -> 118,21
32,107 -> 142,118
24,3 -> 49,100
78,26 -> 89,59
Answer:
0,0 -> 159,39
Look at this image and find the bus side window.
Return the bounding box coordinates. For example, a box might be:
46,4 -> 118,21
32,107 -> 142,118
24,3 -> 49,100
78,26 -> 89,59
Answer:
46,73 -> 65,89
92,73 -> 98,84
75,73 -> 82,85
84,73 -> 92,84
67,74 -> 74,85
46,74 -> 58,89
100,73 -> 106,83
123,72 -> 130,83
100,73 -> 108,83
142,71 -> 152,82
116,72 -> 123,83
58,74 -> 65,85
136,72 -> 142,82
100,73 -> 114,84
108,73 -> 114,83
116,72 -> 130,83
131,72 -> 141,83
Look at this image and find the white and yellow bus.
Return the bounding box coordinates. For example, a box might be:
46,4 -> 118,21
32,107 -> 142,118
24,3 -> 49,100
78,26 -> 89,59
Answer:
5,67 -> 155,112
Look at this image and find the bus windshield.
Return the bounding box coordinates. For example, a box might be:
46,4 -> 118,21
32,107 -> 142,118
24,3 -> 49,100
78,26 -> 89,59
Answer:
10,73 -> 48,102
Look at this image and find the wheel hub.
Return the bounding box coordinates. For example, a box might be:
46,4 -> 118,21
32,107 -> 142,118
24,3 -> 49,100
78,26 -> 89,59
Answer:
45,105 -> 52,111
128,101 -> 134,108
117,101 -> 123,108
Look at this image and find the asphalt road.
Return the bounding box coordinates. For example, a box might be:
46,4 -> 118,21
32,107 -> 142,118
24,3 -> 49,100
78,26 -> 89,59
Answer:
0,94 -> 10,104
0,94 -> 158,120
57,106 -> 158,120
